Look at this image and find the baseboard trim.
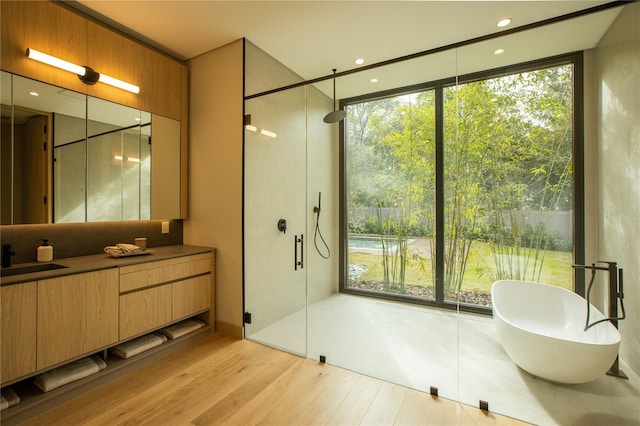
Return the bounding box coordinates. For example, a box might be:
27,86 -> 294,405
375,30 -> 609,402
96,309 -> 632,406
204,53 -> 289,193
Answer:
215,320 -> 243,339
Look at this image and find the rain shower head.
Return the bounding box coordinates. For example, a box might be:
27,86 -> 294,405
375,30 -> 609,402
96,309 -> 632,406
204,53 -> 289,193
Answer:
323,109 -> 346,123
323,68 -> 345,124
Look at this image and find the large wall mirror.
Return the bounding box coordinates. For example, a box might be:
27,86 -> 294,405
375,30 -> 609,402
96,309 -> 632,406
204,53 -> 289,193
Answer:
1,71 -> 179,224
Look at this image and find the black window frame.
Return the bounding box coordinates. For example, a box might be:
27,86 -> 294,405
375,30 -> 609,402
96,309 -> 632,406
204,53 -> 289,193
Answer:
338,51 -> 585,315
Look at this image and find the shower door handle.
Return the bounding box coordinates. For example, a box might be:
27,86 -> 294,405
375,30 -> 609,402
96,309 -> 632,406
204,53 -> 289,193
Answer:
300,234 -> 304,269
294,234 -> 304,270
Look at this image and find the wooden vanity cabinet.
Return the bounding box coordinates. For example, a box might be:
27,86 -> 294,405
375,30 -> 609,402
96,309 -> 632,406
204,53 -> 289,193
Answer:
1,249 -> 212,392
1,282 -> 37,384
119,253 -> 213,340
37,269 -> 119,370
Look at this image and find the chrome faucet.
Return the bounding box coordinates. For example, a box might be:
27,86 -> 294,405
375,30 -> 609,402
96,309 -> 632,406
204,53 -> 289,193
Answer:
2,244 -> 15,268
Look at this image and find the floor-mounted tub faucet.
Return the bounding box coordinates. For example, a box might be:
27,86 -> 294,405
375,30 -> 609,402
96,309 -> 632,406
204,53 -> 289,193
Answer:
571,261 -> 627,380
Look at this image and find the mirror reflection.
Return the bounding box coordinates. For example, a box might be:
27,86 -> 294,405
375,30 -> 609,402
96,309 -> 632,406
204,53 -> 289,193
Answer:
1,72 -> 151,224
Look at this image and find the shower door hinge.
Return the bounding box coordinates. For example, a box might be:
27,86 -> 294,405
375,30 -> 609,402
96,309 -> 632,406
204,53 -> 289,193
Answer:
243,312 -> 252,324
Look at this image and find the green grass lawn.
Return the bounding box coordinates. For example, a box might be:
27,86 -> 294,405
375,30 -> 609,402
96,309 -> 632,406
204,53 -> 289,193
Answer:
349,238 -> 573,294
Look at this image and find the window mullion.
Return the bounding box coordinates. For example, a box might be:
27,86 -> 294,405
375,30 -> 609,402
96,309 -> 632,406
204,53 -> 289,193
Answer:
435,85 -> 445,304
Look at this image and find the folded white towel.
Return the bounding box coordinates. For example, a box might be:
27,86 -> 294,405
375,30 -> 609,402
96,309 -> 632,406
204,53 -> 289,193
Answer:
34,355 -> 106,393
104,243 -> 144,256
0,388 -> 20,411
158,319 -> 205,340
110,333 -> 167,359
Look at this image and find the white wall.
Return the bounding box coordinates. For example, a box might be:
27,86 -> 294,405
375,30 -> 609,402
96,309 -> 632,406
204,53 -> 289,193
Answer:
596,2 -> 640,376
306,84 -> 340,304
185,40 -> 244,337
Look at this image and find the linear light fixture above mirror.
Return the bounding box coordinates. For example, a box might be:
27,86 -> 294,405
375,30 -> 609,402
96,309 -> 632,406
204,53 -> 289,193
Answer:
26,48 -> 140,94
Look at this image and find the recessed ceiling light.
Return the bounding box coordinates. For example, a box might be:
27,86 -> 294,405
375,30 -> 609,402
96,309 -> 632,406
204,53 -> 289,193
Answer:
370,78 -> 378,83
29,91 -> 39,96
355,58 -> 365,65
497,17 -> 512,28
494,49 -> 505,55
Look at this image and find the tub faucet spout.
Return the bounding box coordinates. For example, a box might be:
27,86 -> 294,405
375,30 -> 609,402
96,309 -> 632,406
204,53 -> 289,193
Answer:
571,262 -> 608,272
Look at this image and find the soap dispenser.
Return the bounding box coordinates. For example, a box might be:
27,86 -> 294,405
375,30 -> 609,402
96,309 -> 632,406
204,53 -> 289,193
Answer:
37,239 -> 53,262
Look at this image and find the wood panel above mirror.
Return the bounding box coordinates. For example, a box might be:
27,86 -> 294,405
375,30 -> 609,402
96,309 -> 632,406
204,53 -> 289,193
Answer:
0,1 -> 185,120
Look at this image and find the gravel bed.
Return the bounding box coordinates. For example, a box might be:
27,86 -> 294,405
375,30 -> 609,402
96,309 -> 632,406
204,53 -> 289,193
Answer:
347,279 -> 492,307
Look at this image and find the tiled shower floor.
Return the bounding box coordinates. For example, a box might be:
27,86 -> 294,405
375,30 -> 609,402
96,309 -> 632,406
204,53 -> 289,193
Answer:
249,293 -> 640,426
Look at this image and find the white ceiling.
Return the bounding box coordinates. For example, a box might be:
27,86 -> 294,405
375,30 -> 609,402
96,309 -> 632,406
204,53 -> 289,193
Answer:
72,1 -> 623,98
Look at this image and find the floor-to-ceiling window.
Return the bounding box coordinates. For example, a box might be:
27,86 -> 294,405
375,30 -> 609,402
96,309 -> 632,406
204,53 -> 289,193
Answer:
342,54 -> 581,312
344,90 -> 437,302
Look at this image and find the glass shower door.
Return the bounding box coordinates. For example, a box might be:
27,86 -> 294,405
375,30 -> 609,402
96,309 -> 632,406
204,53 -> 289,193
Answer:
244,87 -> 308,356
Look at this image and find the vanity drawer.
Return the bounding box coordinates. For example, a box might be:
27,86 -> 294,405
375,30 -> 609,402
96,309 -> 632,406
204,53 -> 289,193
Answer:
119,253 -> 211,292
119,285 -> 172,340
172,275 -> 212,321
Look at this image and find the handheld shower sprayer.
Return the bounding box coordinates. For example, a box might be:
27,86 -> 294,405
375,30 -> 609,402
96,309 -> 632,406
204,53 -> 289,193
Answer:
314,192 -> 321,214
313,192 -> 330,259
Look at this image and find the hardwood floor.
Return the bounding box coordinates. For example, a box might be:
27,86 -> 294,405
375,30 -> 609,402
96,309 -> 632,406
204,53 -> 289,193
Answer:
25,332 -> 530,425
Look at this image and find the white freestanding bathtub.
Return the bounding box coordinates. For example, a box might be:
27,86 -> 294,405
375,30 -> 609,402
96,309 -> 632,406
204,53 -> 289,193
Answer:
491,280 -> 621,384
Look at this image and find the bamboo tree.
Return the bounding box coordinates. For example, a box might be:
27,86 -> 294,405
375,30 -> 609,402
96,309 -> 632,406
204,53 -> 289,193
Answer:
345,64 -> 573,301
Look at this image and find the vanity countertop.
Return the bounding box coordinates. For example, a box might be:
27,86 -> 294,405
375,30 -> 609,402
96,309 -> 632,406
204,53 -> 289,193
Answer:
0,245 -> 213,286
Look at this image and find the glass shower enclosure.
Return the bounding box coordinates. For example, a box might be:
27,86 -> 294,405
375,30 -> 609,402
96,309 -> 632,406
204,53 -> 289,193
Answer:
243,41 -> 338,356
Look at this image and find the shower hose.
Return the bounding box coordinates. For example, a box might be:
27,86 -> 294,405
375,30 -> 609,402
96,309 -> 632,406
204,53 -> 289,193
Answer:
314,207 -> 330,259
